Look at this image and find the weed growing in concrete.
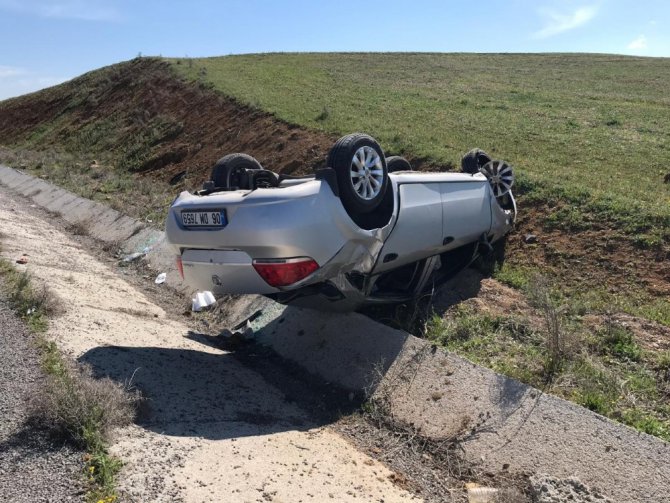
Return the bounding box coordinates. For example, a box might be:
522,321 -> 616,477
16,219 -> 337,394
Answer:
363,346 -> 478,479
66,219 -> 92,236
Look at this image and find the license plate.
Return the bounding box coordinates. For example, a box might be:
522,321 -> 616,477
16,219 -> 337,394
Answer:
181,210 -> 227,227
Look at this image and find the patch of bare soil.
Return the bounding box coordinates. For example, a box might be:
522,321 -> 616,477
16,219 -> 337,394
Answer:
509,201 -> 669,299
431,269 -> 537,319
431,267 -> 669,361
584,313 -> 670,352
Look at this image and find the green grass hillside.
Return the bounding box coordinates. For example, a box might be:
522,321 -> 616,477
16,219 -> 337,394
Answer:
171,53 -> 670,242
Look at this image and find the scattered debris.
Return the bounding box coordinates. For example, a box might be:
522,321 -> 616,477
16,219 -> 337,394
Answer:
231,310 -> 263,330
466,483 -> 499,503
191,291 -> 216,312
121,246 -> 153,263
154,272 -> 167,284
122,252 -> 145,263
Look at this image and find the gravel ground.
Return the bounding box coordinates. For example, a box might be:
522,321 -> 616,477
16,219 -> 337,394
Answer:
530,475 -> 613,503
0,294 -> 83,502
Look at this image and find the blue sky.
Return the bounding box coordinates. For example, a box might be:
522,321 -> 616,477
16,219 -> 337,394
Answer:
0,0 -> 668,99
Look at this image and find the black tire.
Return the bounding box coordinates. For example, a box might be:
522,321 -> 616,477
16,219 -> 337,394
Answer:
386,156 -> 412,173
250,169 -> 279,188
461,148 -> 491,174
210,153 -> 262,189
327,133 -> 388,215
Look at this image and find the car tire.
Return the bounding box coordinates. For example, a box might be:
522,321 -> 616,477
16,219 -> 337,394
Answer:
327,133 -> 388,214
386,156 -> 412,173
211,153 -> 262,189
461,148 -> 491,174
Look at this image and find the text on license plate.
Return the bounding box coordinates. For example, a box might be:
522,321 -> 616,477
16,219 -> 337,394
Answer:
181,210 -> 227,227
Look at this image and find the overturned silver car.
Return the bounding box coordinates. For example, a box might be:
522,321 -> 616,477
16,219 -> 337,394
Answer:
165,133 -> 516,311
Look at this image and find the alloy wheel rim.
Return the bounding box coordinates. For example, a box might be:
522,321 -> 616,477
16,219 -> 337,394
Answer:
350,146 -> 384,200
481,160 -> 514,197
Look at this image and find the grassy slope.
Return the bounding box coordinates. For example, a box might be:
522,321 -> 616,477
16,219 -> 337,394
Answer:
171,53 -> 670,240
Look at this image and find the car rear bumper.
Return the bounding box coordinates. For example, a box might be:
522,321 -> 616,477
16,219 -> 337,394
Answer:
166,180 -> 394,294
181,249 -> 279,295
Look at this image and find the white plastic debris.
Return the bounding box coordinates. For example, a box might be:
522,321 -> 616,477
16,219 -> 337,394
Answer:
191,291 -> 216,312
154,272 -> 167,284
122,252 -> 145,262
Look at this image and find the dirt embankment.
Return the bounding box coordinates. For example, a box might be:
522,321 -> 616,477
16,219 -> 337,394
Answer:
509,202 -> 670,298
0,58 -> 336,183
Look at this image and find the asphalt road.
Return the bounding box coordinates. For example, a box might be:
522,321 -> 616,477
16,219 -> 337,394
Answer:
0,296 -> 83,502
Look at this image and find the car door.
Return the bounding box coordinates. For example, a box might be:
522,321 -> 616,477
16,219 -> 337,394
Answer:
372,182 -> 444,273
440,180 -> 491,250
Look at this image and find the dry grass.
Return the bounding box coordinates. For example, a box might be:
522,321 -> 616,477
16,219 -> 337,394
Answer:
527,275 -> 581,380
350,345 -> 531,501
66,219 -> 91,236
29,361 -> 141,448
364,346 -> 474,475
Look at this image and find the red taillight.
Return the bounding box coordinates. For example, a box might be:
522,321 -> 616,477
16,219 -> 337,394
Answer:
176,256 -> 184,279
252,257 -> 319,287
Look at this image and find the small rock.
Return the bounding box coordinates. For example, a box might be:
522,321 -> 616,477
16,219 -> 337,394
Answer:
524,233 -> 538,244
